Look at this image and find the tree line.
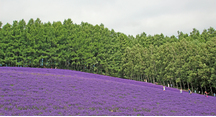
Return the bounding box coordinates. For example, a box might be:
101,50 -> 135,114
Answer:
0,18 -> 216,95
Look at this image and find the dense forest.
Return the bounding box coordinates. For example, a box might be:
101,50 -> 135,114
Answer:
0,18 -> 216,95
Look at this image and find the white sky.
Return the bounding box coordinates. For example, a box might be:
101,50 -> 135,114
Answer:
1,0 -> 216,37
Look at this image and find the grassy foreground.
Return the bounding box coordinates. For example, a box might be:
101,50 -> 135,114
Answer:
0,67 -> 216,116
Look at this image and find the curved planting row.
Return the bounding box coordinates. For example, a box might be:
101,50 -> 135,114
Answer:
0,67 -> 215,116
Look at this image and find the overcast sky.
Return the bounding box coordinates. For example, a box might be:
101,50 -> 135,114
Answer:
1,0 -> 216,37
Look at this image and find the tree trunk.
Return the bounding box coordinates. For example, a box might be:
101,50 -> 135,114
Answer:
191,82 -> 193,92
141,75 -> 143,81
67,60 -> 69,69
200,83 -> 203,94
153,61 -> 157,84
75,64 -> 77,70
187,82 -> 189,90
158,77 -> 161,84
75,64 -> 76,70
183,82 -> 186,89
83,65 -> 85,72
51,59 -> 52,68
172,80 -> 175,88
210,83 -> 213,95
152,76 -> 154,83
205,86 -> 207,92
100,64 -> 102,75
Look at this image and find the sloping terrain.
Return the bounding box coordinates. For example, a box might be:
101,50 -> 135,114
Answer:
0,67 -> 216,116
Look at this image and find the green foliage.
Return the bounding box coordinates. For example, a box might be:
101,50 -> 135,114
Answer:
1,18 -> 216,95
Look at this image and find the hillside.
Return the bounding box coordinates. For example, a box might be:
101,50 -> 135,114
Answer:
1,18 -> 216,95
0,67 -> 216,116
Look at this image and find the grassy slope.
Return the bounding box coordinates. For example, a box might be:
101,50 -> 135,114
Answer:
0,67 -> 216,116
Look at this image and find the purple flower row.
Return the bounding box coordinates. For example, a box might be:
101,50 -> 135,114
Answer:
0,67 -> 216,116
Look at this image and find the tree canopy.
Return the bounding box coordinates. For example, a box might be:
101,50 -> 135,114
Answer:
1,18 -> 216,95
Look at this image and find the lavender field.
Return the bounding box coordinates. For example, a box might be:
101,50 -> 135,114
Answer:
0,67 -> 216,116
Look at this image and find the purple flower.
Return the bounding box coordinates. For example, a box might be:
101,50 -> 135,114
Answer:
0,67 -> 216,116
